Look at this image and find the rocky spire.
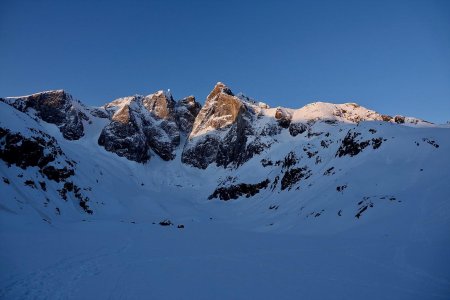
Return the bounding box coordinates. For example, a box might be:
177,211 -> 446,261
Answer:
182,82 -> 260,169
142,90 -> 176,120
189,82 -> 244,138
206,82 -> 234,102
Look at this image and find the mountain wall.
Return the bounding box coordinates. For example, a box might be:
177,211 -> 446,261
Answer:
0,83 -> 448,232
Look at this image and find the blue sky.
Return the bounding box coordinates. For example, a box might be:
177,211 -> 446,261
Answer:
1,0 -> 449,122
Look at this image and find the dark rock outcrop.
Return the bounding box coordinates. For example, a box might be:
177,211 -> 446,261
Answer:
0,125 -> 92,213
422,138 -> 439,148
281,166 -> 311,190
336,130 -> 384,157
89,108 -> 109,119
289,122 -> 307,136
159,219 -> 173,226
0,127 -> 76,182
336,131 -> 371,157
0,127 -> 63,171
282,151 -> 298,170
58,182 -> 93,214
98,115 -> 150,163
208,179 -> 270,201
41,166 -> 75,182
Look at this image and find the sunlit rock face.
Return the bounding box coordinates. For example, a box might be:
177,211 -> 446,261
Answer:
1,83 -> 431,170
142,91 -> 176,120
0,90 -> 88,140
98,96 -> 150,163
98,91 -> 201,163
0,84 -> 442,221
181,82 -> 269,169
189,82 -> 241,137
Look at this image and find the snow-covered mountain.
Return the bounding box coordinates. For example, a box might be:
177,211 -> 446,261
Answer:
1,82 -> 445,224
1,83 -> 449,299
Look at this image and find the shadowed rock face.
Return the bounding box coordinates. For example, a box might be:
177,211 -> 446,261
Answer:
0,125 -> 93,213
182,83 -> 265,169
0,127 -> 74,184
98,96 -> 150,162
143,119 -> 180,161
0,90 -> 88,140
175,96 -> 202,133
0,127 -> 63,170
215,111 -> 253,168
98,91 -> 201,163
98,119 -> 150,163
289,122 -> 308,137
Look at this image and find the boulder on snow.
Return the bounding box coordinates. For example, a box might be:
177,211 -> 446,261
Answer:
159,219 -> 173,226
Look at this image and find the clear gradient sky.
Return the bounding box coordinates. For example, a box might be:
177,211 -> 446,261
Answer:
1,0 -> 449,122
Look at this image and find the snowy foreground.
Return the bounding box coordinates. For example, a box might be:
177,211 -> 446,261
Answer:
1,213 -> 449,299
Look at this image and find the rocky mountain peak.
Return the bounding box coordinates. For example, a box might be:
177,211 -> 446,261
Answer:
1,85 -> 435,169
105,96 -> 138,124
206,82 -> 234,102
178,95 -> 197,108
142,90 -> 176,120
0,90 -> 88,140
190,83 -> 245,138
98,90 -> 202,163
4,90 -> 74,115
182,83 -> 262,169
